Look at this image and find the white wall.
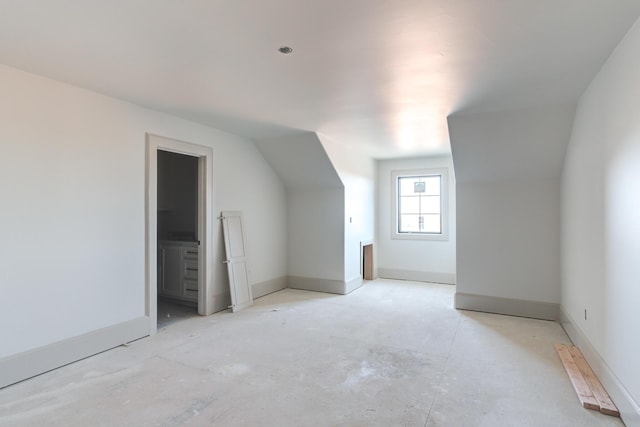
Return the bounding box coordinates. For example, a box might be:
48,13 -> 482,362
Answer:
254,133 -> 343,189
0,64 -> 287,359
255,133 -> 351,290
376,156 -> 456,283
448,104 -> 575,317
319,135 -> 376,284
449,105 -> 575,183
256,132 -> 376,291
562,17 -> 640,417
457,179 -> 560,303
287,188 -> 345,281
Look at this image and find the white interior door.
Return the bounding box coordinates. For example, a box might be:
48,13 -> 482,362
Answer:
221,211 -> 253,312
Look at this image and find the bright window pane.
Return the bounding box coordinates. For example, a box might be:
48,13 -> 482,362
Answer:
399,177 -> 419,195
422,214 -> 441,233
399,214 -> 420,233
422,176 -> 441,195
393,169 -> 447,240
397,174 -> 442,234
421,195 -> 441,214
399,196 -> 420,214
399,176 -> 440,196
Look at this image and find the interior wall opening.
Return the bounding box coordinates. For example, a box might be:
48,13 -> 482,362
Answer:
363,243 -> 374,280
156,149 -> 200,328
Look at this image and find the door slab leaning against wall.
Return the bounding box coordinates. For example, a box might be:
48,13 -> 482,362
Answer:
220,211 -> 253,312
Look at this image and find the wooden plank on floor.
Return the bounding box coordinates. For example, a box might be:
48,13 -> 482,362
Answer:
568,345 -> 620,417
555,343 -> 600,411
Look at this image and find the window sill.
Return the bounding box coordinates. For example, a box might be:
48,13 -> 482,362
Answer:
392,232 -> 448,242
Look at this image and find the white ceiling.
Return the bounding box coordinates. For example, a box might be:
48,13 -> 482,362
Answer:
0,1 -> 639,159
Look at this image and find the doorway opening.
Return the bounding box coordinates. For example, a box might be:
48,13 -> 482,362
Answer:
156,150 -> 199,328
362,243 -> 374,280
145,134 -> 214,335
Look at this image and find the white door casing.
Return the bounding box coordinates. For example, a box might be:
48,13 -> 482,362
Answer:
220,211 -> 253,312
146,133 -> 214,335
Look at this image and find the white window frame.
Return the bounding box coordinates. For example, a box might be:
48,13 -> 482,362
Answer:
391,168 -> 449,241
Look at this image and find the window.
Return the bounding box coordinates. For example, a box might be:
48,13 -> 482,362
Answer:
391,168 -> 448,241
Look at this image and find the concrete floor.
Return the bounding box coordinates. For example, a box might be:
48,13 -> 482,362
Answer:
157,298 -> 199,330
0,279 -> 624,426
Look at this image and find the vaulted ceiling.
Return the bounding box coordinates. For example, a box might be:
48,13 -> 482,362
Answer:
1,1 -> 639,159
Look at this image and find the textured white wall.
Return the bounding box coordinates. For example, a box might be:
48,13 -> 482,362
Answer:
562,17 -> 640,408
0,64 -> 287,358
377,156 -> 456,280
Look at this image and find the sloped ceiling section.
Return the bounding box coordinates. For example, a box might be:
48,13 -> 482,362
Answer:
254,132 -> 343,189
447,104 -> 576,183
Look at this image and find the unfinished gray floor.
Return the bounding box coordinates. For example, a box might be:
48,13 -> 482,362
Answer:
0,279 -> 624,426
157,298 -> 199,329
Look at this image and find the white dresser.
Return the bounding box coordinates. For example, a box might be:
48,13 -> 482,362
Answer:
158,240 -> 199,303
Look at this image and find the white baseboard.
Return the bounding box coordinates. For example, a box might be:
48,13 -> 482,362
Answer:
455,292 -> 559,321
0,317 -> 149,389
560,307 -> 640,425
378,268 -> 456,285
252,276 -> 287,299
287,276 -> 347,295
344,276 -> 363,294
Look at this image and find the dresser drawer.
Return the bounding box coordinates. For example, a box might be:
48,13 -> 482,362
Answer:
183,247 -> 199,259
184,259 -> 198,279
183,279 -> 198,301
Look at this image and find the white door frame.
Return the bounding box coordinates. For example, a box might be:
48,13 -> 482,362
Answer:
145,133 -> 214,335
